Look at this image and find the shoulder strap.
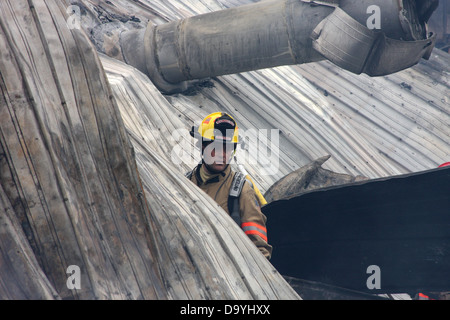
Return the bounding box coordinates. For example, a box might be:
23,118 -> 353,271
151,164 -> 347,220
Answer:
228,172 -> 246,225
229,172 -> 246,197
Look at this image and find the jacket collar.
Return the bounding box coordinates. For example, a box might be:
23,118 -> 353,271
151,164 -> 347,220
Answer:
195,163 -> 231,185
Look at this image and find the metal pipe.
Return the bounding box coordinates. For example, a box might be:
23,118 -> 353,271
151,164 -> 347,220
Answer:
118,0 -> 438,93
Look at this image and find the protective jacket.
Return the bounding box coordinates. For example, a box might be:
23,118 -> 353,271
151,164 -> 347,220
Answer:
187,164 -> 272,259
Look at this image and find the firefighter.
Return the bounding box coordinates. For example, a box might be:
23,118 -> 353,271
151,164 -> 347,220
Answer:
186,112 -> 272,259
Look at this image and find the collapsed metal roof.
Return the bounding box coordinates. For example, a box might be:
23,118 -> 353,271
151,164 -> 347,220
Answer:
0,0 -> 448,300
86,0 -> 449,195
102,40 -> 449,196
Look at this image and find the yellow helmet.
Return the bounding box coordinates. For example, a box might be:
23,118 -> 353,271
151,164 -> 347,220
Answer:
191,112 -> 239,143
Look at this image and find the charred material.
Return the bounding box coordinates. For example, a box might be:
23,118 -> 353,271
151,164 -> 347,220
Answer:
264,155 -> 368,203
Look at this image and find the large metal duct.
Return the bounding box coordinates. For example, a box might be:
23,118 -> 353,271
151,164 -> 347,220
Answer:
118,0 -> 438,93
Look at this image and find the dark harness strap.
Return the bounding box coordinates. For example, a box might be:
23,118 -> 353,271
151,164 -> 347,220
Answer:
228,172 -> 246,225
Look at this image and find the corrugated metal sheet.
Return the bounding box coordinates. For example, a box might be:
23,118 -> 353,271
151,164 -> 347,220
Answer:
102,50 -> 449,195
101,55 -> 301,299
190,50 -> 450,184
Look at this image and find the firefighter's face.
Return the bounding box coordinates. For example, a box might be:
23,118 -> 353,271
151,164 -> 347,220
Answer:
202,141 -> 235,172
